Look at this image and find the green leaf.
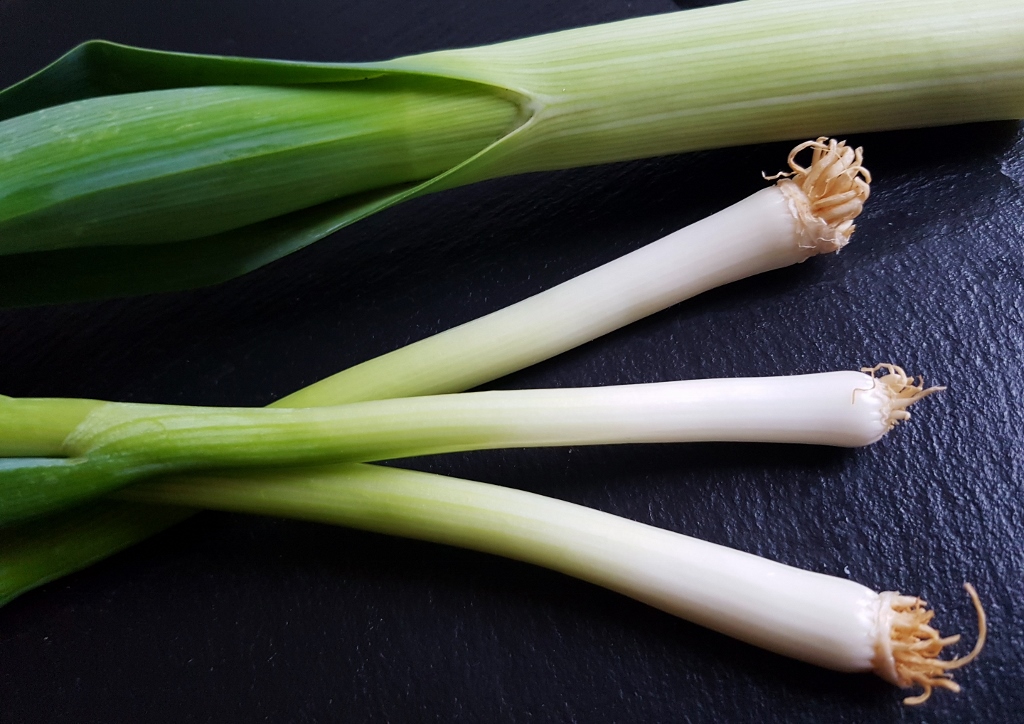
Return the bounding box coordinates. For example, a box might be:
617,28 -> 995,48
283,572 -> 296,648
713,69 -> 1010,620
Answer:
0,43 -> 528,305
0,40 -> 386,122
0,500 -> 194,607
0,183 -> 416,306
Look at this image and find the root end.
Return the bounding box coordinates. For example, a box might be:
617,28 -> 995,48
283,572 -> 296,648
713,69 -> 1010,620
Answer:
883,583 -> 987,706
770,137 -> 871,254
860,363 -> 944,431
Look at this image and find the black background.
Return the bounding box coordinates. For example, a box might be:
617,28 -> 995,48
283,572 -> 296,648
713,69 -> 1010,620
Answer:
1,1 -> 1022,722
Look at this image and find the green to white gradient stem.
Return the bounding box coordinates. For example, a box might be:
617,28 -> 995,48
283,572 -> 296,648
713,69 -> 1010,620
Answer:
70,370 -> 926,459
0,366 -> 939,525
116,462 -> 986,705
285,184 -> 816,404
284,134 -> 871,405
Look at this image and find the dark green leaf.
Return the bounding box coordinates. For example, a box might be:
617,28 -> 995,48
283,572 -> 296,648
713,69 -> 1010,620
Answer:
0,40 -> 386,122
0,42 -> 527,306
0,500 -> 194,607
0,183 -> 419,306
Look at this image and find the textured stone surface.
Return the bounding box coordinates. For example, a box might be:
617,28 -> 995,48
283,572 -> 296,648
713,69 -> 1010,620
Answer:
0,1 -> 1021,721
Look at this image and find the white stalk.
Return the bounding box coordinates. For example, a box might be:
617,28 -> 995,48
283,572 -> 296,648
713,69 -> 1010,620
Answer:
0,364 -> 939,525
118,461 -> 986,705
65,365 -> 942,466
281,137 -> 870,407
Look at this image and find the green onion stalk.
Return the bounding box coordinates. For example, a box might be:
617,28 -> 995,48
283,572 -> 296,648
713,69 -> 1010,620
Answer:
0,0 -> 1022,305
116,463 -> 986,706
0,366 -> 941,525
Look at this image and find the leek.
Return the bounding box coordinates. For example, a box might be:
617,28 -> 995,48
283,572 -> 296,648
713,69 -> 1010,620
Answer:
0,0 -> 1021,304
117,462 -> 986,706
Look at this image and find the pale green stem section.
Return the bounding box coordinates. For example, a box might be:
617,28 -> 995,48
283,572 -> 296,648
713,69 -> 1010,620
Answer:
391,0 -> 1024,182
282,185 -> 806,405
116,463 -> 883,675
0,396 -> 105,456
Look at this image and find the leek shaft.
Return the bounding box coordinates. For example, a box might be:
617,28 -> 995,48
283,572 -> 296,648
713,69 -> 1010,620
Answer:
0,0 -> 1020,300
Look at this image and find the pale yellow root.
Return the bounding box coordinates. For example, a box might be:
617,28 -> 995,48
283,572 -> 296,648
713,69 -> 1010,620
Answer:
889,583 -> 987,706
860,363 -> 946,431
768,137 -> 872,252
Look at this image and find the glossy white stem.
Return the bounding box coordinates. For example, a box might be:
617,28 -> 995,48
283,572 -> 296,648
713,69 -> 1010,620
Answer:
285,185 -> 821,407
118,463 -> 885,674
68,370 -> 912,467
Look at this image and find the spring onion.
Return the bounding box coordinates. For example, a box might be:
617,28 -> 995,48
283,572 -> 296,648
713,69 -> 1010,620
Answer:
0,365 -> 940,525
0,0 -> 1021,304
0,136 -> 870,594
116,461 -> 986,706
285,136 -> 870,404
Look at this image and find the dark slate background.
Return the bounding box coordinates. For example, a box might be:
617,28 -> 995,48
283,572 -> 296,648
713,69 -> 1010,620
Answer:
1,1 -> 1021,722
